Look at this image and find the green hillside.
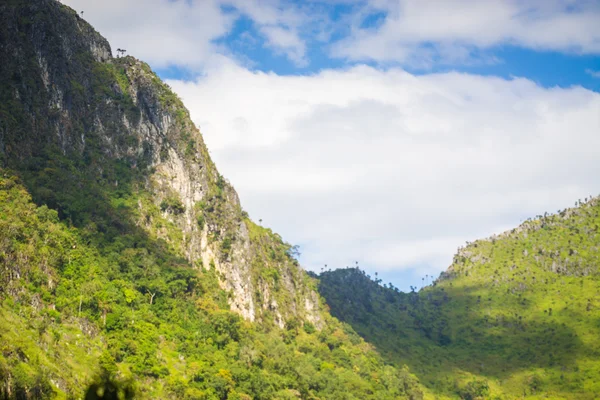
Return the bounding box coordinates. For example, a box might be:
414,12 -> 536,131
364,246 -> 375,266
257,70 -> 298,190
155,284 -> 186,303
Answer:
318,198 -> 600,399
0,172 -> 424,399
2,1 -> 598,399
0,0 -> 425,398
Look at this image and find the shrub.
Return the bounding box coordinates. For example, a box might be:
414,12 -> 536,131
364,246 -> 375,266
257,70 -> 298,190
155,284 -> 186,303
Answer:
160,197 -> 185,215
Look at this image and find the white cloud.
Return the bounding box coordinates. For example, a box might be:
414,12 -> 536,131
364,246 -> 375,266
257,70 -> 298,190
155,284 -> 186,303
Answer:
62,0 -> 311,68
226,0 -> 311,66
168,63 -> 600,282
62,0 -> 234,68
260,26 -> 307,65
332,0 -> 600,64
587,69 -> 600,78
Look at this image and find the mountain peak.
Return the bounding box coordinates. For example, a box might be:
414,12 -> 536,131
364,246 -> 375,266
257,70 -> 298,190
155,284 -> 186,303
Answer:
1,0 -> 326,329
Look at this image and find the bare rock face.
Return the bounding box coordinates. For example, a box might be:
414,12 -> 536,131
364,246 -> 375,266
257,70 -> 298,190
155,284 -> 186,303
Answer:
0,0 -> 323,328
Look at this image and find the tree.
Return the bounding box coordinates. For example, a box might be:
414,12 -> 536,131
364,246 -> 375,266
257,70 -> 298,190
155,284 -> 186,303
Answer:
80,279 -> 101,317
458,379 -> 489,400
286,244 -> 301,260
84,372 -> 136,400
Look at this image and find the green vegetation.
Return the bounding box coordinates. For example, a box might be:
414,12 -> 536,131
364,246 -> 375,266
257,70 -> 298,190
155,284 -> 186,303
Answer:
0,170 -> 425,399
0,1 -> 426,398
6,1 -> 600,399
160,196 -> 186,215
318,198 -> 600,399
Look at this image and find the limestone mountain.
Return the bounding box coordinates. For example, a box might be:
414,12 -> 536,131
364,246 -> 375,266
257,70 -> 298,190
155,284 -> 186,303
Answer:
0,0 -> 318,329
0,0 -> 424,398
319,197 -> 600,399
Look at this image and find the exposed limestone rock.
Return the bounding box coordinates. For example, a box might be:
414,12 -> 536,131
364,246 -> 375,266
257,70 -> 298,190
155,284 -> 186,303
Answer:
0,0 -> 322,328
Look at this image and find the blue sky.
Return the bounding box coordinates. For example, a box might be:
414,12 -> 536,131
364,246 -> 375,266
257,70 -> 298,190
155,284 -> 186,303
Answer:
67,0 -> 600,291
154,1 -> 600,92
159,21 -> 600,92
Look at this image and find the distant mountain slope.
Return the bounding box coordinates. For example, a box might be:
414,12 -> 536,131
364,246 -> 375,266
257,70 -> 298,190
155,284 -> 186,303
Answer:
319,198 -> 600,399
0,0 -> 426,398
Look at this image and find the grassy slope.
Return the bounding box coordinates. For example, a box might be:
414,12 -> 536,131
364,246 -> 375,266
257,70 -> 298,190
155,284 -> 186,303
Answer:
319,198 -> 600,399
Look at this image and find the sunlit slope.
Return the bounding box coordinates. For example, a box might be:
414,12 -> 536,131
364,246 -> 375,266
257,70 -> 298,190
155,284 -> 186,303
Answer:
319,197 -> 600,399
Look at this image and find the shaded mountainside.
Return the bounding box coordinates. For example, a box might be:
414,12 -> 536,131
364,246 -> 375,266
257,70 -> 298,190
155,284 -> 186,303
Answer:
0,0 -> 317,328
319,198 -> 600,399
0,0 -> 426,398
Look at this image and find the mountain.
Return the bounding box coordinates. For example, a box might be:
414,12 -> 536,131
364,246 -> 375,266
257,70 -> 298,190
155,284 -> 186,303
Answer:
0,1 -> 425,398
319,198 -> 600,399
2,1 -> 598,399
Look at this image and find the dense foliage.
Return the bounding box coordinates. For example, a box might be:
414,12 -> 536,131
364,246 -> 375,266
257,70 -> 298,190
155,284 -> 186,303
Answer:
0,172 -> 427,400
319,198 -> 600,399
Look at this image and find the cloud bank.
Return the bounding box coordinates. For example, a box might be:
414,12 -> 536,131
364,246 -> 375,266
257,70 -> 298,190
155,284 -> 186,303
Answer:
169,64 -> 600,283
333,0 -> 600,65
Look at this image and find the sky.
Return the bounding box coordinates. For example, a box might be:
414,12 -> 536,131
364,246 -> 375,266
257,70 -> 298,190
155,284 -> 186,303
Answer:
63,0 -> 600,291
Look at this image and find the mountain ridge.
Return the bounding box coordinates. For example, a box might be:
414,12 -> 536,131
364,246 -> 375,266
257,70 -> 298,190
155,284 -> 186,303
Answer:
318,196 -> 600,399
0,0 -> 322,328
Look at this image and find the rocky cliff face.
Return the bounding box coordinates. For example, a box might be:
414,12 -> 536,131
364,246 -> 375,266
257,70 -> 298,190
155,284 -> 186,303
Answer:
0,0 -> 321,329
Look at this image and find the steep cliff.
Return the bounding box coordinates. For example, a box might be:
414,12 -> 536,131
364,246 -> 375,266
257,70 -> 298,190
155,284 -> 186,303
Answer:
0,0 -> 320,328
